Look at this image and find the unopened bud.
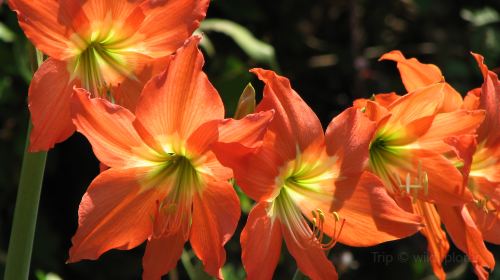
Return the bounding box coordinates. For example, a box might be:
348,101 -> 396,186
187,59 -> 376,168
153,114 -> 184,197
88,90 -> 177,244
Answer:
234,83 -> 256,119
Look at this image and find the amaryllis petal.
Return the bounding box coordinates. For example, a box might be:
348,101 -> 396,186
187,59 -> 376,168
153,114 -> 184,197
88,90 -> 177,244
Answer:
77,0 -> 145,41
373,92 -> 400,107
325,107 -> 377,176
28,58 -> 77,151
379,50 -> 443,91
471,52 -> 500,145
444,134 -> 477,186
413,200 -> 449,280
142,230 -> 186,280
437,205 -> 495,280
112,55 -> 173,111
135,36 -> 224,141
385,83 -> 444,127
417,110 -> 485,153
68,167 -> 160,262
282,222 -> 338,280
379,50 -> 463,111
241,202 -> 282,280
190,181 -> 240,278
189,110 -> 274,157
251,68 -> 324,160
8,0 -> 79,59
210,111 -> 275,175
328,172 -> 422,246
136,0 -> 210,58
71,89 -> 158,168
467,205 -> 500,245
229,145 -> 283,201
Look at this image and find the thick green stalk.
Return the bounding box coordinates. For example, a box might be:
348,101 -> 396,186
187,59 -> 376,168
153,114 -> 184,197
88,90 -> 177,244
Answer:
3,50 -> 47,280
3,123 -> 47,280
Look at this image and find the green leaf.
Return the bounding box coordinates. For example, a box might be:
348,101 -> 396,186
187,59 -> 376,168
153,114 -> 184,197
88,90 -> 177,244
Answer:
0,22 -> 15,42
199,19 -> 280,71
461,7 -> 500,27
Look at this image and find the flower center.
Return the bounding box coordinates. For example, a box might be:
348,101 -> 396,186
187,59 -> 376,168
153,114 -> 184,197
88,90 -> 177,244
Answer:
148,153 -> 203,238
273,189 -> 344,250
369,134 -> 428,198
72,39 -> 131,97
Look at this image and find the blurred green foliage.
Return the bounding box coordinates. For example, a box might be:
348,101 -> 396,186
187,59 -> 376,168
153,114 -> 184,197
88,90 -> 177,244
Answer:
1,0 -> 500,279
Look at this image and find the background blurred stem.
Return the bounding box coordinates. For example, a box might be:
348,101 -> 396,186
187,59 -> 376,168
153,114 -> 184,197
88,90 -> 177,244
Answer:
291,269 -> 304,280
3,49 -> 47,280
180,250 -> 197,280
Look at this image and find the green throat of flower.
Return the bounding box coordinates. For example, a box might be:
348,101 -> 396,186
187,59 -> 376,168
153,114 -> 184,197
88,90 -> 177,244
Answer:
369,135 -> 429,197
369,135 -> 402,192
73,41 -> 130,97
147,153 -> 203,238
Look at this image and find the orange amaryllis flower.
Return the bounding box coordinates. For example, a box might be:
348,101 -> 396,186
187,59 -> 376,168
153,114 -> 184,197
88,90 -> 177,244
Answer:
221,69 -> 422,280
361,51 -> 493,280
67,37 -> 274,279
445,54 -> 500,260
9,0 -> 209,151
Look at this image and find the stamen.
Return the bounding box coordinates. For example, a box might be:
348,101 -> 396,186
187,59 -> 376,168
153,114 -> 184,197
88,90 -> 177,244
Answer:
310,209 -> 345,250
396,161 -> 429,198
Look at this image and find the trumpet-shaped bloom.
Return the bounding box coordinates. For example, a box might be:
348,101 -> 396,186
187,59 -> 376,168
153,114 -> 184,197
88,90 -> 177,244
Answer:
223,69 -> 422,280
450,53 -> 500,245
9,0 -> 209,151
361,51 -> 494,280
67,37 -> 274,279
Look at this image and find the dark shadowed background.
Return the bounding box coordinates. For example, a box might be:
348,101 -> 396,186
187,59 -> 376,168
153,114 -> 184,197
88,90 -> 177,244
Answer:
1,0 -> 499,279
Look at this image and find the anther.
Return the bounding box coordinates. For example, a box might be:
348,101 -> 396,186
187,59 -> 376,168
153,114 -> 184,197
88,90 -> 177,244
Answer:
310,209 -> 345,250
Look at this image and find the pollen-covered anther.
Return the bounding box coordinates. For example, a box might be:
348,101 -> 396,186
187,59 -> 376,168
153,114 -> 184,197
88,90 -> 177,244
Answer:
310,209 -> 345,250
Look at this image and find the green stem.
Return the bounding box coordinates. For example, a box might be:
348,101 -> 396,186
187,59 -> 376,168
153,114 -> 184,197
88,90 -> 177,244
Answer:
180,250 -> 197,280
3,50 -> 47,280
4,123 -> 47,280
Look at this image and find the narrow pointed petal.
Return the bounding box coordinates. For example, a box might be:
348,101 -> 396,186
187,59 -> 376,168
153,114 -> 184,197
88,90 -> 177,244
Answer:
136,0 -> 210,58
135,37 -> 224,141
142,231 -> 186,280
71,89 -> 158,168
28,58 -> 77,151
379,50 -> 443,91
251,68 -> 324,160
68,167 -> 160,262
325,107 -> 377,176
471,52 -> 500,145
324,172 -> 422,246
241,202 -> 282,280
417,110 -> 485,153
380,51 -> 463,111
413,200 -> 449,280
8,0 -> 79,59
437,205 -> 495,279
190,181 -> 240,278
282,221 -> 338,280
